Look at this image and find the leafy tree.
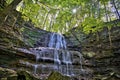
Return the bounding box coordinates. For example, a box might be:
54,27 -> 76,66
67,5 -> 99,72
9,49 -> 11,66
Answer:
1,0 -> 120,34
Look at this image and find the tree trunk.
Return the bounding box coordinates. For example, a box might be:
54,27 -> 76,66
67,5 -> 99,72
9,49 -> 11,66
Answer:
2,0 -> 22,14
104,2 -> 109,22
97,0 -> 100,18
0,0 -> 22,25
103,2 -> 113,48
42,11 -> 50,28
111,0 -> 120,19
108,27 -> 112,48
70,29 -> 81,45
0,0 -> 6,8
96,31 -> 100,42
48,14 -> 54,31
8,0 -> 22,9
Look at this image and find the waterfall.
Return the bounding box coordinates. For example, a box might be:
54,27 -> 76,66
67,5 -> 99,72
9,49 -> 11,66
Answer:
19,32 -> 83,77
34,64 -> 38,74
47,33 -> 73,76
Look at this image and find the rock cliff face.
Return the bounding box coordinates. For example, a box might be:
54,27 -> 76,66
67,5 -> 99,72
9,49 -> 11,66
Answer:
0,10 -> 50,80
66,26 -> 120,80
0,67 -> 39,80
0,9 -> 120,80
1,10 -> 81,80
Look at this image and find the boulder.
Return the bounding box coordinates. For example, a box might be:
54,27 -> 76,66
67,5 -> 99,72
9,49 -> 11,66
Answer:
47,71 -> 70,80
0,67 -> 17,80
0,67 -> 40,80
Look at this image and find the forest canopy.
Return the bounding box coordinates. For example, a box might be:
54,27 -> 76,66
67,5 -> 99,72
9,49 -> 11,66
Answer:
1,0 -> 120,34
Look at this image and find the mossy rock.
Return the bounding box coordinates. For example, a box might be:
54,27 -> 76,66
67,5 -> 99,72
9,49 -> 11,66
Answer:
0,67 -> 40,80
7,75 -> 17,80
82,51 -> 96,58
0,67 -> 17,80
17,70 -> 39,80
1,78 -> 7,80
47,71 -> 70,80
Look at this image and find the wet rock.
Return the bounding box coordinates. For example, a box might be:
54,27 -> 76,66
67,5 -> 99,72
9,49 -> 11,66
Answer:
0,67 -> 17,80
0,67 -> 40,80
47,71 -> 70,80
66,26 -> 120,80
17,70 -> 39,80
82,51 -> 95,58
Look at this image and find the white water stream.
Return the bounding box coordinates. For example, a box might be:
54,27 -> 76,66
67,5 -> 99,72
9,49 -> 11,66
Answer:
18,32 -> 83,76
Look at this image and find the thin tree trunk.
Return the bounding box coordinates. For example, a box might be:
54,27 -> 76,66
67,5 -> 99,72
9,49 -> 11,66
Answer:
42,11 -> 50,28
104,2 -> 113,48
88,3 -> 91,17
49,10 -> 59,31
104,3 -> 109,22
96,31 -> 100,42
91,1 -> 93,17
97,0 -> 100,18
70,30 -> 81,45
0,0 -> 6,8
108,27 -> 112,48
12,14 -> 19,27
48,14 -> 54,31
93,1 -> 97,18
0,0 -> 22,25
2,0 -> 22,14
111,0 -> 120,19
8,0 -> 22,9
108,16 -> 113,48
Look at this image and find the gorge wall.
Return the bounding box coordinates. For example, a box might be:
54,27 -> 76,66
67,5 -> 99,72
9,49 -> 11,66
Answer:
66,26 -> 120,80
0,9 -> 120,80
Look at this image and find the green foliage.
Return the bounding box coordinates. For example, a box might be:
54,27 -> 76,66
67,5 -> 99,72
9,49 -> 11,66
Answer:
21,26 -> 45,47
6,0 -> 14,5
15,0 -> 119,34
47,71 -> 70,80
82,17 -> 104,34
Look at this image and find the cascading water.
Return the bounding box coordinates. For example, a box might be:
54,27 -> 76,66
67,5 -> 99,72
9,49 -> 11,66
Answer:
19,32 -> 84,77
47,33 -> 73,76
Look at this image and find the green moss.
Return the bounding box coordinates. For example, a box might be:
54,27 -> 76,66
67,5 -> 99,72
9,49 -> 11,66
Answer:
21,27 -> 45,47
47,71 -> 70,80
7,75 -> 17,80
23,27 -> 39,37
0,67 -> 40,80
17,70 -> 39,80
83,51 -> 96,58
1,78 -> 7,80
0,67 -> 17,80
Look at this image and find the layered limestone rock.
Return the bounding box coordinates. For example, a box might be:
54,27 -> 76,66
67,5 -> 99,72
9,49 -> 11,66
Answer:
0,67 -> 39,80
0,9 -> 48,80
14,32 -> 87,79
0,6 -> 120,80
47,71 -> 70,80
0,15 -> 85,80
66,26 -> 120,80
